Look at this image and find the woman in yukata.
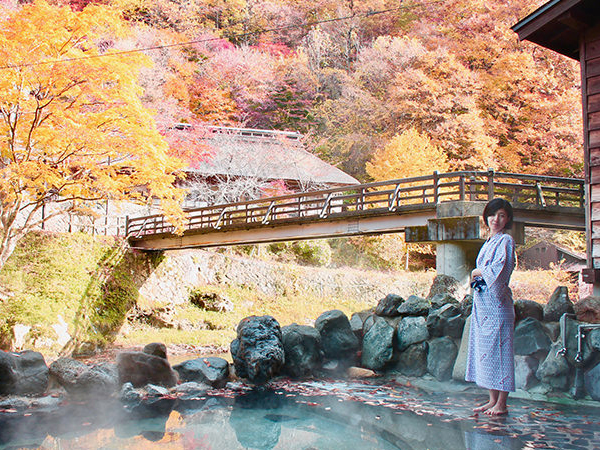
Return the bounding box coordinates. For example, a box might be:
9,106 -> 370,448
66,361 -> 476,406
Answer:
465,198 -> 516,416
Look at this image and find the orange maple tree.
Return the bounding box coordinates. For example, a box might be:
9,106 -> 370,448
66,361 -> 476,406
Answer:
0,1 -> 185,269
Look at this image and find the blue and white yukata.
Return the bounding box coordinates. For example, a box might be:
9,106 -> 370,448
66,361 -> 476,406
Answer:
465,232 -> 516,392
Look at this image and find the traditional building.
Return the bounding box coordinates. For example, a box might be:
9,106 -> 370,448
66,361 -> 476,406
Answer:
512,0 -> 600,293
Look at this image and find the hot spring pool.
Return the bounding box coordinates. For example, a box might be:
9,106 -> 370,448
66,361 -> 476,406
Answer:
1,379 -> 599,450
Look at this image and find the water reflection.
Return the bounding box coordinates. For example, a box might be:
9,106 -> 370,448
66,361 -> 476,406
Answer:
229,389 -> 282,450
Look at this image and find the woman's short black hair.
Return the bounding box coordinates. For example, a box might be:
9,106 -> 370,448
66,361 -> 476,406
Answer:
483,198 -> 513,229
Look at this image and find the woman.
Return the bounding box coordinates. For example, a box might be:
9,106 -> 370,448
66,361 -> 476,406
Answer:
465,198 -> 516,416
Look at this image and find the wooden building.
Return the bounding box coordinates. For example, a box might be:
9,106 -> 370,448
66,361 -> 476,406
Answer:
512,0 -> 600,291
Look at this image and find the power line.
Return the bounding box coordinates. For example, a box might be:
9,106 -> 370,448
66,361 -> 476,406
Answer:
0,0 -> 446,71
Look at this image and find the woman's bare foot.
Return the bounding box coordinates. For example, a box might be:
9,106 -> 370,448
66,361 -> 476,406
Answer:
473,401 -> 495,413
484,405 -> 508,416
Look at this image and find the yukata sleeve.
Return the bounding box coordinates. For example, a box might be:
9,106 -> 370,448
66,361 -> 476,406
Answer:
479,235 -> 515,288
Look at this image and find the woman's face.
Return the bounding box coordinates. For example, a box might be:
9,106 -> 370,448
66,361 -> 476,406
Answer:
487,208 -> 509,234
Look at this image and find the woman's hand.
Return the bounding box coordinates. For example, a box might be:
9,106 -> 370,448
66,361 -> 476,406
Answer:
471,269 -> 482,281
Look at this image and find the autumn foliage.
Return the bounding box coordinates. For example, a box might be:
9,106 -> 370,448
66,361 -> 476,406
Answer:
0,1 -> 185,269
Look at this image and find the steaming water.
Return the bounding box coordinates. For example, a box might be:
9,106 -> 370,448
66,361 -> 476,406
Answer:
1,380 -> 599,450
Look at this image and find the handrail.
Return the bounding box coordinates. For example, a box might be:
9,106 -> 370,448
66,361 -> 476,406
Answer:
126,170 -> 585,238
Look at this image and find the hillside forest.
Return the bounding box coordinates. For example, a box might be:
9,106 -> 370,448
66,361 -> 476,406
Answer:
1,0 -> 583,182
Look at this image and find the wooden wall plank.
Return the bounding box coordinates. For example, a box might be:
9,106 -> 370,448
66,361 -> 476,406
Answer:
587,38 -> 600,60
590,147 -> 600,166
588,57 -> 600,77
589,75 -> 600,95
589,93 -> 600,113
589,111 -> 600,130
590,130 -> 600,148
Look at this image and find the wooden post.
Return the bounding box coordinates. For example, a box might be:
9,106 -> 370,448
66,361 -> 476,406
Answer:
459,174 -> 465,201
487,168 -> 495,200
433,171 -> 439,204
125,215 -> 129,237
469,176 -> 476,201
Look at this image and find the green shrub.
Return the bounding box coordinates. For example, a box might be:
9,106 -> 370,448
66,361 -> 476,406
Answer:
291,239 -> 332,266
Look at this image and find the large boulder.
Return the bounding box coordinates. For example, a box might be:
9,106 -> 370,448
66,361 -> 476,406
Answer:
514,317 -> 552,357
536,342 -> 571,391
460,295 -> 473,317
427,337 -> 458,381
230,315 -> 285,384
590,328 -> 600,352
375,294 -> 404,317
0,350 -> 48,395
426,274 -> 467,302
452,315 -> 471,381
429,293 -> 459,309
559,315 -> 595,366
173,357 -> 230,388
361,318 -> 395,371
573,296 -> 600,324
543,286 -> 574,322
143,343 -> 168,359
395,342 -> 428,377
50,357 -> 118,397
281,324 -> 323,378
397,295 -> 430,317
314,310 -> 359,361
116,351 -> 178,388
426,304 -> 465,338
584,361 -> 600,401
396,316 -> 429,352
514,355 -> 539,390
514,300 -> 544,322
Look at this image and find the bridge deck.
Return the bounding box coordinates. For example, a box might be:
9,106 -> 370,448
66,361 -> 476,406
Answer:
127,171 -> 585,250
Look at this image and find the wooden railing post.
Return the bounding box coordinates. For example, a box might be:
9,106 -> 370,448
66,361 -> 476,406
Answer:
469,176 -> 476,200
433,171 -> 439,204
487,168 -> 495,200
459,174 -> 465,201
125,215 -> 129,237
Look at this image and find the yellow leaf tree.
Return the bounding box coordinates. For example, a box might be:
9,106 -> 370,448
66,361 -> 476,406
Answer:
366,128 -> 449,182
0,1 -> 184,269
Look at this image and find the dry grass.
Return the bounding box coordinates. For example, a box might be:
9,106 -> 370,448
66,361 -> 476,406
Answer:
510,268 -> 579,304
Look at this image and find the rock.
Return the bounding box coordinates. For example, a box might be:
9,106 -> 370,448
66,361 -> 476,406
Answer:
116,351 -> 178,388
452,315 -> 471,381
0,350 -> 49,395
190,291 -> 234,313
281,324 -> 322,378
543,286 -> 574,322
574,296 -> 600,323
349,312 -> 365,337
398,295 -> 430,316
143,343 -> 168,359
375,294 -> 404,317
230,315 -> 285,384
460,295 -> 473,317
347,367 -> 378,378
536,342 -> 571,390
395,342 -> 428,377
543,322 -> 561,342
429,293 -> 459,309
514,299 -> 544,322
362,314 -> 376,335
427,337 -> 458,381
590,329 -> 600,352
361,318 -> 395,371
426,274 -> 467,303
173,381 -> 211,396
173,357 -> 230,388
314,310 -> 359,361
396,316 -> 429,352
49,357 -> 88,389
71,362 -> 118,397
514,318 -> 552,357
584,361 -> 600,401
515,355 -> 539,390
559,315 -> 595,366
426,304 -> 465,338
119,382 -> 141,405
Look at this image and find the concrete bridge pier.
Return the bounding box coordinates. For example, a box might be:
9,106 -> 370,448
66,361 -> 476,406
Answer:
406,201 -> 524,288
435,241 -> 482,287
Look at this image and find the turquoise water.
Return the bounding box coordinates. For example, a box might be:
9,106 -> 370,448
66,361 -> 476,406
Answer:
1,380 -> 599,449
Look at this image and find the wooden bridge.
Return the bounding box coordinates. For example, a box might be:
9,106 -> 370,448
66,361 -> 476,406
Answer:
127,170 -> 585,251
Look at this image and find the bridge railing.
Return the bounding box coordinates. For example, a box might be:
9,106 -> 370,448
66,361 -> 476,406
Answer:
126,170 -> 584,238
